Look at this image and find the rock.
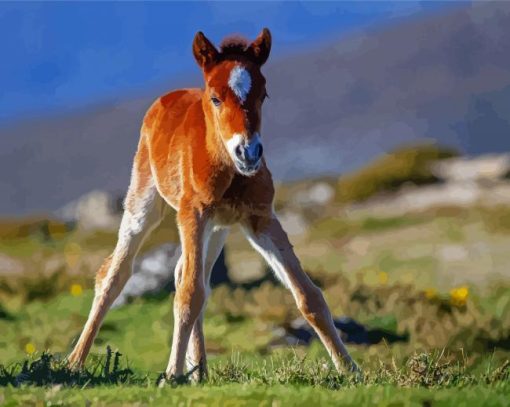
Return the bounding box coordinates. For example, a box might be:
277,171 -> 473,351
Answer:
431,154 -> 510,182
112,243 -> 181,308
294,182 -> 335,206
439,245 -> 468,262
0,253 -> 24,275
278,211 -> 308,237
346,237 -> 370,256
226,250 -> 265,283
112,243 -> 231,308
347,154 -> 510,217
399,182 -> 481,211
490,183 -> 510,206
56,190 -> 123,231
348,179 -> 510,217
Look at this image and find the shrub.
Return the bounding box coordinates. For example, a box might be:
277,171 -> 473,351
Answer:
337,144 -> 458,203
0,218 -> 71,241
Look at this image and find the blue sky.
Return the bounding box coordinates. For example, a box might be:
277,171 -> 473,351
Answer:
0,1 -> 464,125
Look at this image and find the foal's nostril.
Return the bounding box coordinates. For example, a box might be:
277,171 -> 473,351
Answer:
256,143 -> 263,160
235,145 -> 244,159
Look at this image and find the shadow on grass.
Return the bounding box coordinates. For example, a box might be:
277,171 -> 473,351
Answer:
0,346 -> 135,387
0,303 -> 15,321
0,346 -> 205,389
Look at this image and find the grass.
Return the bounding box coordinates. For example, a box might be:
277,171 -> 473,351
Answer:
309,214 -> 428,241
0,280 -> 509,405
3,383 -> 509,406
0,348 -> 133,388
1,146 -> 510,404
1,273 -> 510,369
0,349 -> 508,406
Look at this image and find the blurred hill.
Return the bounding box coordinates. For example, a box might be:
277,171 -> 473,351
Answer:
1,2 -> 510,215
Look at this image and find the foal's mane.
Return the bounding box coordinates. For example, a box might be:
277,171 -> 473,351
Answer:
219,35 -> 250,61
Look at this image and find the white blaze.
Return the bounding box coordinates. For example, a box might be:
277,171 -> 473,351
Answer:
228,65 -> 251,102
226,133 -> 243,160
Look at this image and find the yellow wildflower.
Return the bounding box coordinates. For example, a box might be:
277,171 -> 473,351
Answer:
70,283 -> 83,297
25,342 -> 36,354
450,286 -> 469,307
424,288 -> 438,300
378,271 -> 388,285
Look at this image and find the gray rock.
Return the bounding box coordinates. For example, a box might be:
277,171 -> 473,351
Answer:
0,253 -> 24,275
278,211 -> 309,237
294,182 -> 335,207
56,190 -> 123,231
112,243 -> 231,308
431,154 -> 510,182
112,243 -> 181,308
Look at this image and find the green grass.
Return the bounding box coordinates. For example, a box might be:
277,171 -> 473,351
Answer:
2,161 -> 510,405
2,383 -> 508,407
1,170 -> 510,405
0,350 -> 508,406
0,282 -> 509,405
309,214 -> 428,241
0,276 -> 509,405
2,277 -> 510,370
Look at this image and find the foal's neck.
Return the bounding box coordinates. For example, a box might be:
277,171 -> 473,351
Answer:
201,96 -> 235,174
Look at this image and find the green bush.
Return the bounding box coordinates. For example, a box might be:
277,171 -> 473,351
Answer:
337,144 -> 458,203
0,218 -> 71,241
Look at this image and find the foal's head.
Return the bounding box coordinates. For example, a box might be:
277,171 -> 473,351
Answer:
193,29 -> 271,176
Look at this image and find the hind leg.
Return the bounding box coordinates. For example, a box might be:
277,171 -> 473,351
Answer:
243,214 -> 358,373
68,144 -> 165,368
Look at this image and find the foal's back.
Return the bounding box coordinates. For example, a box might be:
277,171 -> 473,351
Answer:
140,88 -> 207,209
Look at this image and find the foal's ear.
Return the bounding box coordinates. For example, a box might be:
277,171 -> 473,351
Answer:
192,31 -> 219,68
247,28 -> 272,66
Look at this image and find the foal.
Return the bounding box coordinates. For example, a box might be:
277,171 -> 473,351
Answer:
68,28 -> 357,380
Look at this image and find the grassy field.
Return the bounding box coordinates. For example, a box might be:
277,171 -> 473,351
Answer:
2,382 -> 510,406
0,338 -> 509,405
1,147 -> 510,405
2,209 -> 510,405
1,206 -> 510,405
1,277 -> 509,405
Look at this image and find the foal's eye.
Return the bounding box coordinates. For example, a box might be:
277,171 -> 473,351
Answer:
211,97 -> 221,107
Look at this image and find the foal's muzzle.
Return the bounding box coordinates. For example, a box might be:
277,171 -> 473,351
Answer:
230,134 -> 263,176
235,140 -> 263,165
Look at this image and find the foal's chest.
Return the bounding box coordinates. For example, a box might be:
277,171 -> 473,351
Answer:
212,173 -> 273,226
212,203 -> 247,226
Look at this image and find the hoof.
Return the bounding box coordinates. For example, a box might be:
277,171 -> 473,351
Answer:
66,355 -> 83,371
349,362 -> 364,382
157,373 -> 190,387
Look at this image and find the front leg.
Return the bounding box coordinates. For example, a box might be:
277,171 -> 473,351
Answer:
243,214 -> 358,373
165,206 -> 209,379
186,228 -> 229,382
